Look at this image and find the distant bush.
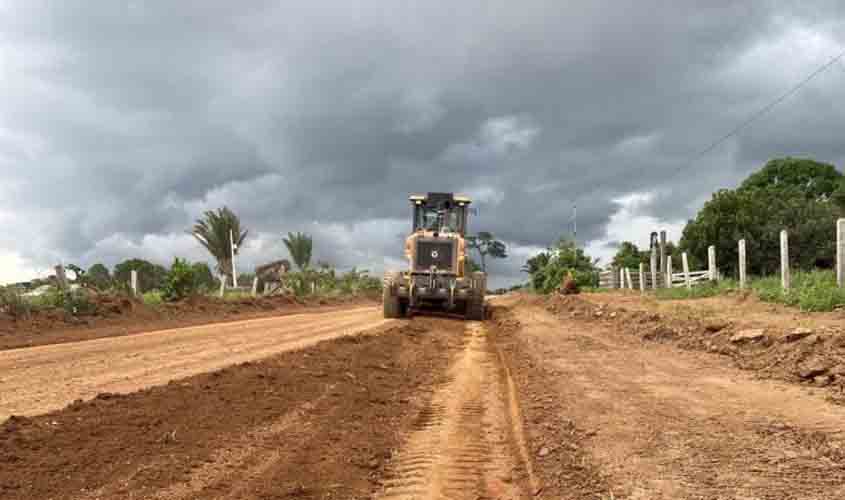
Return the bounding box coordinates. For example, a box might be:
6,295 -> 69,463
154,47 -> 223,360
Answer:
142,290 -> 164,306
191,262 -> 219,292
524,239 -> 599,294
0,287 -> 34,319
114,259 -> 168,293
162,258 -> 200,302
39,288 -> 97,316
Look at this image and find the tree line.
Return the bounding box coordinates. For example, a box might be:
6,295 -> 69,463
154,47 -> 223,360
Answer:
519,156 -> 845,293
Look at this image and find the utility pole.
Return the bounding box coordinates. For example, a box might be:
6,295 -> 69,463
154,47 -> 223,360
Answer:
230,228 -> 238,288
572,203 -> 577,248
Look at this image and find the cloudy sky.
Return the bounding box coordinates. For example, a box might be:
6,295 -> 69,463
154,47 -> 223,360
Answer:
1,1 -> 845,287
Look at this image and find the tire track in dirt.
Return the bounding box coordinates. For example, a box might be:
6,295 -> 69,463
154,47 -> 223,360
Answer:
375,322 -> 532,500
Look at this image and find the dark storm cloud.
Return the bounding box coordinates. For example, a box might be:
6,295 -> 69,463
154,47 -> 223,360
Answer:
2,1 -> 845,286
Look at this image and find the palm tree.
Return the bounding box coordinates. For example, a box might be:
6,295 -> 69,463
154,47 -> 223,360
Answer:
191,207 -> 248,284
283,232 -> 313,271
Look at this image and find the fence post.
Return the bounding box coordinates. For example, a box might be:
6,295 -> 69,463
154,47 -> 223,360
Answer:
738,239 -> 747,290
708,245 -> 716,281
252,277 -> 259,297
838,219 -> 845,288
682,252 -> 691,290
625,268 -> 634,290
639,263 -> 645,294
780,229 -> 790,290
219,277 -> 226,298
666,255 -> 673,288
619,268 -> 625,289
650,251 -> 658,289
130,270 -> 138,296
55,265 -> 67,290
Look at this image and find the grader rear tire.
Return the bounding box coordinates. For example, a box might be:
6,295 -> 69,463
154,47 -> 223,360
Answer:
465,271 -> 486,321
465,293 -> 485,320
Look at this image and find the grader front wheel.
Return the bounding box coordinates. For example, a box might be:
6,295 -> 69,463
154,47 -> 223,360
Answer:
383,272 -> 405,319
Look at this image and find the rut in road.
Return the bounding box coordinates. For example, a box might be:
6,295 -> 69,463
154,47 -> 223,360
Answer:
375,322 -> 532,500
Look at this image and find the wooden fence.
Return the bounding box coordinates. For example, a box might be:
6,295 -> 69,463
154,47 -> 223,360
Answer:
599,245 -> 716,291
599,217 -> 845,293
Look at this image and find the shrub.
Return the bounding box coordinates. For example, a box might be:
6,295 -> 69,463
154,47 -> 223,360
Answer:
114,259 -> 168,293
0,288 -> 34,319
41,288 -> 97,316
162,258 -> 200,302
142,290 -> 164,306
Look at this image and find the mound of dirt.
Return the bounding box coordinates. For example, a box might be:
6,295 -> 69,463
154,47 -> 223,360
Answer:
0,293 -> 376,351
539,294 -> 845,402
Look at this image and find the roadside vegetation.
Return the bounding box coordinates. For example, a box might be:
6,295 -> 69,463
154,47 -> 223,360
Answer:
521,157 -> 845,312
522,238 -> 599,293
627,158 -> 845,311
0,206 -> 381,321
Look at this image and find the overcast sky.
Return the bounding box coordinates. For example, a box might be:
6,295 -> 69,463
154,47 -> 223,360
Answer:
2,1 -> 845,287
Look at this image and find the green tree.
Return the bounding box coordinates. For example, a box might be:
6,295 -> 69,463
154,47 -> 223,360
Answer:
611,242 -> 648,269
191,262 -> 218,291
680,157 -> 844,277
283,232 -> 313,271
521,252 -> 551,275
524,239 -> 598,293
87,263 -> 112,289
466,232 -> 507,273
191,207 -> 248,284
739,157 -> 840,200
114,259 -> 168,293
162,258 -> 199,301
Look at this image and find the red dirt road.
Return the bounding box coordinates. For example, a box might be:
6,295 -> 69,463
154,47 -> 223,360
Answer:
0,306 -> 386,421
3,295 -> 845,499
496,296 -> 845,499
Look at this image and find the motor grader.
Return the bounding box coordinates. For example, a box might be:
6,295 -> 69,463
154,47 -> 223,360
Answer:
383,192 -> 486,320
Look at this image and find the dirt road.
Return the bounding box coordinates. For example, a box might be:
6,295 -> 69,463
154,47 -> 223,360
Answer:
0,306 -> 386,420
3,295 -> 845,499
498,296 -> 845,499
1,315 -> 538,500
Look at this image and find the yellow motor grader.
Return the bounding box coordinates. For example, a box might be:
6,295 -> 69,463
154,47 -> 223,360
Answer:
383,192 -> 486,320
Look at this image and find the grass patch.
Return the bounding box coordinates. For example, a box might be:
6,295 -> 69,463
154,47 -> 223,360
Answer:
647,270 -> 845,312
653,279 -> 740,300
220,289 -> 254,301
751,270 -> 845,312
141,290 -> 164,306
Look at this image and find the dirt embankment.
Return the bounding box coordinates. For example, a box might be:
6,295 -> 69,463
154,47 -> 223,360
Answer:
0,317 -> 463,500
548,292 -> 845,403
0,293 -> 377,350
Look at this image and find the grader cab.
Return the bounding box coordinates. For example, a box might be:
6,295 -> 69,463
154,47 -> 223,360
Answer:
383,192 -> 486,320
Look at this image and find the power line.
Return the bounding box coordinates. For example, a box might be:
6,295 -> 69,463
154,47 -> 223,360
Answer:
674,48 -> 845,176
